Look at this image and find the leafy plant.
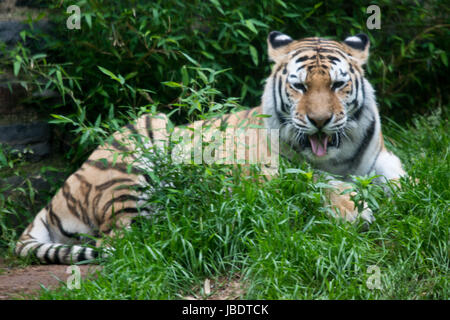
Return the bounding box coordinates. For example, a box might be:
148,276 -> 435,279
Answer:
1,0 -> 447,165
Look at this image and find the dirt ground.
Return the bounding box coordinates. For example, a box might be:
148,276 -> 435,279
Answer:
0,258 -> 101,300
0,257 -> 244,300
186,275 -> 246,300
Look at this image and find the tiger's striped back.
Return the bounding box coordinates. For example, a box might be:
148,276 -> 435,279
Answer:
15,114 -> 170,264
15,109 -> 265,264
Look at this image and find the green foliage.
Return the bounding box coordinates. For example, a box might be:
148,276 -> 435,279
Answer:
36,110 -> 448,299
0,0 -> 448,299
0,149 -> 70,257
0,0 -> 448,162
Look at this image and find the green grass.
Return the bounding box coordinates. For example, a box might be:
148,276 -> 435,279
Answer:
1,109 -> 448,300
33,109 -> 449,300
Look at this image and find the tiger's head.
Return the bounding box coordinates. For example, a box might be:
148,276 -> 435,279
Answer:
262,31 -> 374,161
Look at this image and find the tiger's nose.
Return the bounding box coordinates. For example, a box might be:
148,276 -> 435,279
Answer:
306,113 -> 332,129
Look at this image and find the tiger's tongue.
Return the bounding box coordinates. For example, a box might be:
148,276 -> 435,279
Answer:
308,134 -> 328,157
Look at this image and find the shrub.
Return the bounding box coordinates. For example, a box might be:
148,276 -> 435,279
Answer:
1,0 -> 448,161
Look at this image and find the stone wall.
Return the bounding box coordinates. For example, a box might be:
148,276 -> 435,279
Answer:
0,0 -> 52,161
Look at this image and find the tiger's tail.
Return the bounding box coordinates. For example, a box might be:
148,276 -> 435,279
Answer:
15,239 -> 99,264
14,207 -> 100,264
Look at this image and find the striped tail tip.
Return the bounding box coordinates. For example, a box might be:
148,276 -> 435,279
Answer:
15,240 -> 100,264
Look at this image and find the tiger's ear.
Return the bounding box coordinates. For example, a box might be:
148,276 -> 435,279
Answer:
343,34 -> 370,65
267,31 -> 293,62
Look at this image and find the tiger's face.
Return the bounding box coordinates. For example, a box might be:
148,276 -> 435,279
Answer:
264,32 -> 371,160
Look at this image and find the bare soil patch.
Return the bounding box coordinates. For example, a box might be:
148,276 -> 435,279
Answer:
0,258 -> 101,300
0,0 -> 44,21
184,274 -> 246,300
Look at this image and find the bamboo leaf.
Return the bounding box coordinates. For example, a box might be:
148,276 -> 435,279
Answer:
249,45 -> 259,66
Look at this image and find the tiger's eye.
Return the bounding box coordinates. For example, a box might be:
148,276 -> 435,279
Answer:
332,81 -> 345,90
292,82 -> 307,92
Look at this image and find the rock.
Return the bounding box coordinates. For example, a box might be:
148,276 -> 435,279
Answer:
0,19 -> 52,50
0,81 -> 27,115
0,168 -> 67,230
0,121 -> 51,161
0,2 -> 56,162
15,0 -> 49,8
0,169 -> 66,199
0,21 -> 24,45
0,73 -> 61,115
0,121 -> 50,145
12,140 -> 51,161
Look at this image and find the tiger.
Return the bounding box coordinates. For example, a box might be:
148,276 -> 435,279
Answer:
15,31 -> 406,264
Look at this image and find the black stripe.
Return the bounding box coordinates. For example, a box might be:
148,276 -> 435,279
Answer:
74,173 -> 93,206
350,103 -> 364,121
61,184 -> 81,219
272,74 -> 280,122
53,245 -> 62,264
92,192 -> 103,226
278,76 -> 288,114
125,123 -> 146,145
146,116 -> 154,141
295,56 -> 311,63
368,145 -> 382,174
360,75 -> 365,106
101,194 -> 140,220
244,108 -> 252,119
320,48 -> 350,61
91,249 -> 99,259
112,207 -> 140,217
59,245 -> 70,263
49,207 -> 79,238
96,178 -> 135,191
292,46 -> 348,58
125,123 -> 139,136
300,61 -> 321,70
344,119 -> 376,166
85,160 -> 143,175
111,139 -> 132,153
40,217 -> 54,242
78,247 -> 87,262
348,75 -> 362,119
354,75 -> 360,93
142,173 -> 153,185
219,114 -> 232,131
114,183 -> 144,191
15,240 -> 31,256
16,240 -> 36,257
272,65 -> 287,126
326,55 -> 341,62
339,70 -> 348,77
349,63 -> 355,74
272,74 -> 278,112
43,245 -> 53,264
32,243 -> 45,257
61,182 -> 92,228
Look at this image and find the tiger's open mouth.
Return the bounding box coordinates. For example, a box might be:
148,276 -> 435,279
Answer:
306,133 -> 338,157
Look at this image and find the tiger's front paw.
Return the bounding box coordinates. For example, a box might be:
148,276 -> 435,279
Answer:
330,193 -> 374,224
